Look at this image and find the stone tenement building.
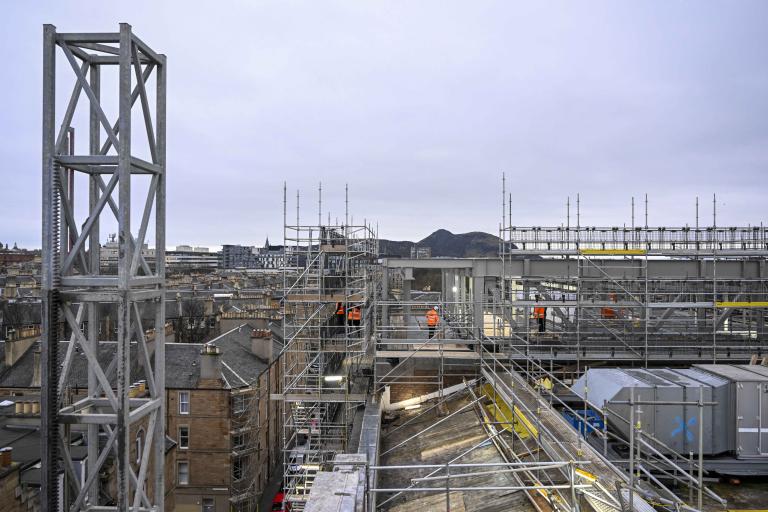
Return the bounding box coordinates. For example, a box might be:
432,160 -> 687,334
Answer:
0,320 -> 282,512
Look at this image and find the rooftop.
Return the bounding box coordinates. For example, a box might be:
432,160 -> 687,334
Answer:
0,324 -> 281,391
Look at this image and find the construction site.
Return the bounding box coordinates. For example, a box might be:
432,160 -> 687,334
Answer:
9,16 -> 768,512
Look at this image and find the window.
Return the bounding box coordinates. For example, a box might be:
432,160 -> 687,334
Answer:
179,391 -> 190,414
178,426 -> 189,449
202,498 -> 215,512
233,456 -> 247,481
178,461 -> 189,485
233,432 -> 248,449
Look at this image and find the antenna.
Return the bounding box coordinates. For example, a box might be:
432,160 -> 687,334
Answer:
345,184 -> 349,229
567,197 -> 570,230
631,197 -> 635,231
318,182 -> 322,227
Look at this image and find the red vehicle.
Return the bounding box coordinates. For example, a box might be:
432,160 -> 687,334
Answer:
272,491 -> 290,511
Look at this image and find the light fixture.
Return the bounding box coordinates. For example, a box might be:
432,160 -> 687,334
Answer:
452,286 -> 458,293
301,464 -> 321,471
324,375 -> 343,383
404,404 -> 421,411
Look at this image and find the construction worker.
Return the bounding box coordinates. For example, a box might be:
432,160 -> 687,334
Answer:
426,306 -> 439,339
601,292 -> 617,319
335,302 -> 346,326
347,306 -> 362,327
534,306 -> 547,333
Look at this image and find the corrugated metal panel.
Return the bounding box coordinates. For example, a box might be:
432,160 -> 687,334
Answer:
735,364 -> 768,379
695,364 -> 768,382
571,368 -> 641,409
675,367 -> 730,387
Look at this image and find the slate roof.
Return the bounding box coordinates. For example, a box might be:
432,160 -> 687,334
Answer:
204,323 -> 280,389
0,395 -> 86,476
0,341 -> 141,389
165,342 -> 204,388
0,328 -> 279,391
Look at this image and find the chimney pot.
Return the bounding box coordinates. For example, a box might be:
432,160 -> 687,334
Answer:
0,447 -> 11,467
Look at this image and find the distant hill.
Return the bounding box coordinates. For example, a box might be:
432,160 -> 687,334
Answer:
379,229 -> 500,258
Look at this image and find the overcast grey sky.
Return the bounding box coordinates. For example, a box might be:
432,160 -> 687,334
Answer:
1,1 -> 767,249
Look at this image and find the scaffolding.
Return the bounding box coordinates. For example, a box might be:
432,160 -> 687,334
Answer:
372,288 -> 731,511
365,190 -> 768,510
498,198 -> 768,367
230,384 -> 260,512
372,273 -> 619,511
280,187 -> 378,509
375,296 -> 481,399
375,260 -> 488,401
372,311 -> 624,512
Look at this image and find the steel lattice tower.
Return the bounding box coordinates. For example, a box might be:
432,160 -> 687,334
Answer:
41,24 -> 166,511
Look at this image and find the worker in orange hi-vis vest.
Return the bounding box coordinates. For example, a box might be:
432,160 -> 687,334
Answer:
426,307 -> 439,339
347,306 -> 362,327
335,302 -> 346,326
601,292 -> 618,319
534,306 -> 547,333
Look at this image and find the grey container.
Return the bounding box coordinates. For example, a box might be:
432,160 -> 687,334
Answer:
572,367 -> 729,455
694,365 -> 768,459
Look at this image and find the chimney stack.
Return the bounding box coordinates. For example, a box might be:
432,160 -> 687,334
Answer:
200,343 -> 222,382
250,329 -> 273,361
4,336 -> 38,367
